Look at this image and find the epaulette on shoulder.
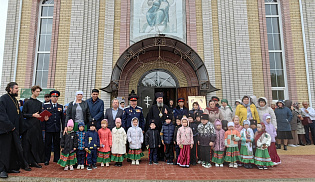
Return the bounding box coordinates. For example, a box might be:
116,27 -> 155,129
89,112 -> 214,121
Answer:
137,106 -> 142,109
44,102 -> 50,105
125,106 -> 130,109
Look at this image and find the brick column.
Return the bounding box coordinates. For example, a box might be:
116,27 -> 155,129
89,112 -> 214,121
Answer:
0,0 -> 20,95
218,0 -> 253,103
24,0 -> 40,88
202,0 -> 216,101
301,0 -> 315,106
186,0 -> 197,51
119,0 -> 130,54
100,0 -> 115,107
280,0 -> 298,101
47,0 -> 61,88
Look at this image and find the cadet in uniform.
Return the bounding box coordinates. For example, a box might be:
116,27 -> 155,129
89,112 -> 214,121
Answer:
43,90 -> 64,165
122,94 -> 145,131
122,93 -> 145,161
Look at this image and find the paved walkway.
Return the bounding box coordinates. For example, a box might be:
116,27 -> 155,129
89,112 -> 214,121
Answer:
4,145 -> 315,181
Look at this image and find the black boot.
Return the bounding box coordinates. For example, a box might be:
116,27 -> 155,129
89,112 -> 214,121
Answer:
276,144 -> 281,149
284,145 -> 287,150
0,171 -> 8,178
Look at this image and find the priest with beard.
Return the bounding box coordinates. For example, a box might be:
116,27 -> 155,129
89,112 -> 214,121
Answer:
146,92 -> 171,161
22,85 -> 46,168
0,82 -> 31,178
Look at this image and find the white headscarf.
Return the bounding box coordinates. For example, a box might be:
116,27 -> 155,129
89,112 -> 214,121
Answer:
73,91 -> 84,105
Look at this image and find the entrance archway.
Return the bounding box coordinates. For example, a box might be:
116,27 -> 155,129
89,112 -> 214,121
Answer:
101,36 -> 219,108
138,69 -> 178,116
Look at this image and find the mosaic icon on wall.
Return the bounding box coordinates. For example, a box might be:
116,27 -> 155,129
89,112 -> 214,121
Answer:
131,0 -> 186,43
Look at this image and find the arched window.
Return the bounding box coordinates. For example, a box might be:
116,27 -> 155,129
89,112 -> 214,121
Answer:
140,69 -> 178,88
34,0 -> 54,87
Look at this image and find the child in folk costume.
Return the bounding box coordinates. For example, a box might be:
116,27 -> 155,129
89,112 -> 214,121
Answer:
76,122 -> 86,169
97,119 -> 112,167
240,120 -> 255,169
111,118 -> 127,167
263,113 -> 281,165
254,123 -> 274,169
224,122 -> 241,168
57,119 -> 78,170
161,114 -> 175,164
197,114 -> 216,168
177,117 -> 194,168
127,117 -> 144,165
233,116 -> 243,157
212,119 -> 225,167
85,121 -> 100,170
173,115 -> 182,165
145,119 -> 161,165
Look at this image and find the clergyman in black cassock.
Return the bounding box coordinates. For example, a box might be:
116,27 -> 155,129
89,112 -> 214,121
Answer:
0,82 -> 31,178
22,92 -> 45,167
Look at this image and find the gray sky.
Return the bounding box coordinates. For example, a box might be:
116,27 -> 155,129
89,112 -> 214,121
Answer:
0,0 -> 8,87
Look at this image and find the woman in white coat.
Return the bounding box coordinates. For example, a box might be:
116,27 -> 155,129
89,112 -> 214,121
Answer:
257,97 -> 277,129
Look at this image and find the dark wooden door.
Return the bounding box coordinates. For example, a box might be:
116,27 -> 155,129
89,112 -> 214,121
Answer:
177,87 -> 199,108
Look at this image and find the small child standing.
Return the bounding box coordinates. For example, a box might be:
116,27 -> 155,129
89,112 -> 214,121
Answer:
224,122 -> 241,168
188,113 -> 198,165
240,120 -> 255,169
97,119 -> 112,167
161,114 -> 175,164
212,119 -> 225,167
197,114 -> 216,168
85,121 -> 100,170
194,112 -> 202,164
250,120 -> 258,134
57,119 -> 78,170
233,116 -> 243,133
173,115 -> 182,165
177,117 -> 194,168
111,118 -> 127,167
145,119 -> 161,165
254,123 -> 274,169
127,117 -> 144,165
76,122 -> 86,170
263,113 -> 281,165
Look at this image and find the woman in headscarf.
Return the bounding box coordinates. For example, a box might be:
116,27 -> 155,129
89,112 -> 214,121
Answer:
235,96 -> 260,126
292,102 -> 305,146
274,100 -> 293,150
65,91 -> 92,132
219,99 -> 233,122
204,100 -> 223,124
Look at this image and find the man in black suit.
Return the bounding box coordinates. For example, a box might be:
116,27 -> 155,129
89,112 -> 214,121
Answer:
104,98 -> 123,130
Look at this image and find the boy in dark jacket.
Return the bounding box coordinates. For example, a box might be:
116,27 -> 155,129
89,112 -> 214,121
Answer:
188,113 -> 198,165
197,114 -> 216,168
161,114 -> 175,164
194,112 -> 202,164
85,121 -> 100,170
173,115 -> 182,165
145,119 -> 161,165
76,122 -> 86,170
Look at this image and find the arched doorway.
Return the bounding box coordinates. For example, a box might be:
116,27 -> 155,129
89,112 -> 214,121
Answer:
138,69 -> 178,116
101,36 -> 219,110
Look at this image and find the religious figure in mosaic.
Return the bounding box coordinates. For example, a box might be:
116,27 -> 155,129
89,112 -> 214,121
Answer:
145,0 -> 170,33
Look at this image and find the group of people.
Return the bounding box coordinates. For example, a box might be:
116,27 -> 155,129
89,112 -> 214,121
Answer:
1,81 -> 315,178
